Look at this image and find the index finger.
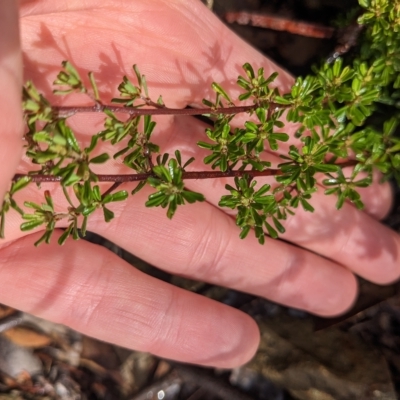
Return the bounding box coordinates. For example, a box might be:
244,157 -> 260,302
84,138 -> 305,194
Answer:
20,0 -> 292,105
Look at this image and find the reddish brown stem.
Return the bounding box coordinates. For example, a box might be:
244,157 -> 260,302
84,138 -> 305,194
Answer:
13,160 -> 357,184
328,23 -> 364,62
53,104 -> 263,118
225,11 -> 335,39
101,182 -> 122,197
13,168 -> 282,184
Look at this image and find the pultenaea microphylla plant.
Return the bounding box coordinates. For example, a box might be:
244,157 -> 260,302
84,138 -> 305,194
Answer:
1,0 -> 400,246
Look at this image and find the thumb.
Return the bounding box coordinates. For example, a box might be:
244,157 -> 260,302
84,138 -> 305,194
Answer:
0,1 -> 23,202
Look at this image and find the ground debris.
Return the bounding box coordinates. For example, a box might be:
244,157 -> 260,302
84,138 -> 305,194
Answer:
243,301 -> 396,400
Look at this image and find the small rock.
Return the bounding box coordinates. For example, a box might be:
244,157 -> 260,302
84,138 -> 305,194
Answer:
0,335 -> 42,378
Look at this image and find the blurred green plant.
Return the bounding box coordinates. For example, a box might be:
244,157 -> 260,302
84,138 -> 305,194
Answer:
1,0 -> 399,245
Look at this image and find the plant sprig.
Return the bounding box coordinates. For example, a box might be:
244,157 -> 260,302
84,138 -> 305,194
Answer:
1,0 -> 399,246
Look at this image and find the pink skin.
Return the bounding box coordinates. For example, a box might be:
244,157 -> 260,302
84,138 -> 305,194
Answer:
0,0 -> 398,367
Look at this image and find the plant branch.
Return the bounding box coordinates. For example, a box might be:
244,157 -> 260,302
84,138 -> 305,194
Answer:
53,103 -> 256,117
225,11 -> 335,39
13,160 -> 358,184
13,168 -> 283,184
101,182 -> 122,197
52,104 -> 268,118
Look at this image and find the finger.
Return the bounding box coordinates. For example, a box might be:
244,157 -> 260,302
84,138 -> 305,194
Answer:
359,180 -> 394,220
2,164 -> 358,317
0,231 -> 259,368
78,185 -> 357,317
20,0 -> 293,107
155,117 -> 400,284
4,110 -> 385,314
280,190 -> 400,284
158,115 -> 394,222
325,167 -> 394,220
15,1 -> 396,310
0,1 -> 23,201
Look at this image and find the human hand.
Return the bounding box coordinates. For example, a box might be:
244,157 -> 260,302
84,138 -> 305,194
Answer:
0,0 -> 398,368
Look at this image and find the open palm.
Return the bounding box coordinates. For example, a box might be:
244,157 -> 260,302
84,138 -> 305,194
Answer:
0,0 -> 398,368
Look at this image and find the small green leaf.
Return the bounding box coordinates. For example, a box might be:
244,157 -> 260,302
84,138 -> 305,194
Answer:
254,184 -> 271,197
242,63 -> 255,80
183,157 -> 195,169
323,178 -> 339,186
167,196 -> 178,219
197,141 -> 214,150
144,115 -> 156,137
238,92 -> 252,101
102,190 -> 129,204
21,219 -> 45,231
81,216 -> 88,237
336,192 -> 346,209
81,205 -> 97,216
153,165 -> 172,182
86,135 -> 100,154
58,224 -> 73,246
313,164 -> 339,173
239,225 -> 251,240
131,181 -> 147,195
90,153 -> 110,164
44,190 -> 54,210
181,191 -> 205,203
24,201 -> 42,211
256,108 -> 266,123
358,0 -> 370,8
299,198 -> 315,212
264,221 -> 278,239
325,187 -> 339,195
146,192 -> 167,207
133,65 -> 142,87
270,133 -> 289,142
88,71 -> 100,100
63,60 -> 82,83
245,121 -> 258,132
157,95 -> 164,106
274,96 -> 293,105
57,120 -> 80,153
0,210 -> 5,239
34,230 -> 53,247
354,178 -> 371,187
141,73 -> 149,97
237,76 -> 251,90
63,172 -> 80,186
103,206 -> 115,222
175,150 -> 182,166
10,177 -> 32,195
220,154 -> 228,172
211,82 -> 232,103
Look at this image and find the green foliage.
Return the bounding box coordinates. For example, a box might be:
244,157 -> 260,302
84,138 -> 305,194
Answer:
100,112 -> 159,173
1,0 -> 398,246
26,118 -> 107,185
21,190 -> 58,246
146,151 -> 205,219
111,64 -> 151,106
0,177 -> 31,238
237,63 -> 279,103
219,176 -> 286,243
53,61 -> 86,95
23,81 -> 53,125
277,137 -> 339,189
